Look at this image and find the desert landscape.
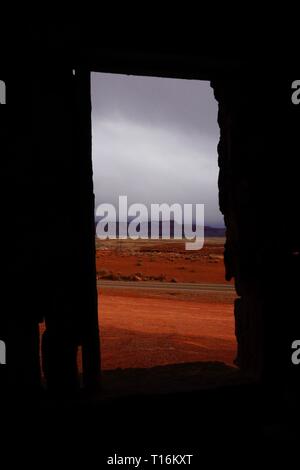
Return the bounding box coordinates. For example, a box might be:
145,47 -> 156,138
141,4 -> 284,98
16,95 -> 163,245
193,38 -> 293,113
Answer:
96,237 -> 237,371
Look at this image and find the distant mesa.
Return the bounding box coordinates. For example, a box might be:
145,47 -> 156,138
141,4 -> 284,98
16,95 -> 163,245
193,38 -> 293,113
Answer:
203,226 -> 226,237
95,217 -> 225,238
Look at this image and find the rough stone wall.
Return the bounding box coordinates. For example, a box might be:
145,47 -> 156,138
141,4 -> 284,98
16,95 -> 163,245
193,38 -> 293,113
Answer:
0,52 -> 100,393
212,78 -> 300,383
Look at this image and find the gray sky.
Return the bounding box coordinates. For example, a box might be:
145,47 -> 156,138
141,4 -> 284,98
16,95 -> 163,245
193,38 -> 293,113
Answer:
91,72 -> 223,227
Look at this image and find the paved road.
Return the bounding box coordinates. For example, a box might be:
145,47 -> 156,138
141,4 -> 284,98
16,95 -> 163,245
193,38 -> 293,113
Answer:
98,280 -> 235,294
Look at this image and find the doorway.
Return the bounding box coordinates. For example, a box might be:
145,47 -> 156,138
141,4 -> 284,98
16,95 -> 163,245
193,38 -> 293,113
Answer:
91,72 -> 237,392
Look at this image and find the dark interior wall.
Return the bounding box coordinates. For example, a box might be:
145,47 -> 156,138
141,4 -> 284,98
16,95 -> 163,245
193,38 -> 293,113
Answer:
1,26 -> 300,392
1,43 -> 100,392
212,77 -> 300,383
35,63 -> 101,390
0,67 -> 43,391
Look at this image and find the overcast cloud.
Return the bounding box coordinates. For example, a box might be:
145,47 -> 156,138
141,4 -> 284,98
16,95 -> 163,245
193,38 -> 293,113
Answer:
91,73 -> 223,227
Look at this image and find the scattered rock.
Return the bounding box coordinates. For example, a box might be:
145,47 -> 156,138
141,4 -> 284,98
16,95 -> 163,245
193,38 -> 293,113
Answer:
97,269 -> 109,277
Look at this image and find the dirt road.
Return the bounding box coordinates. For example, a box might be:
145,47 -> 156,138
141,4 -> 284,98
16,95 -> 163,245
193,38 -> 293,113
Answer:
98,280 -> 235,293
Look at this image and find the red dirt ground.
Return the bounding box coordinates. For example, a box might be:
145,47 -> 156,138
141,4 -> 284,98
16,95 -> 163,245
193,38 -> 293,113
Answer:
98,290 -> 236,370
96,238 -> 237,370
40,239 -> 237,377
96,238 -> 232,284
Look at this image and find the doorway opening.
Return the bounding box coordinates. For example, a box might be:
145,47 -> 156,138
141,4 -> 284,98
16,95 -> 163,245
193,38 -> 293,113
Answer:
91,72 -> 237,393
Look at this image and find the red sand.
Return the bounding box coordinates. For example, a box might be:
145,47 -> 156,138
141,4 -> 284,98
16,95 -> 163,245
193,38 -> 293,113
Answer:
96,238 -> 232,284
41,239 -> 237,374
98,289 -> 236,370
96,238 -> 236,370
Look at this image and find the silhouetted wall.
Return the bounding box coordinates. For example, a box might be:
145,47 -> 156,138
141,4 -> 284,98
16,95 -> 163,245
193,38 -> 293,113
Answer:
212,78 -> 300,384
1,26 -> 299,394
